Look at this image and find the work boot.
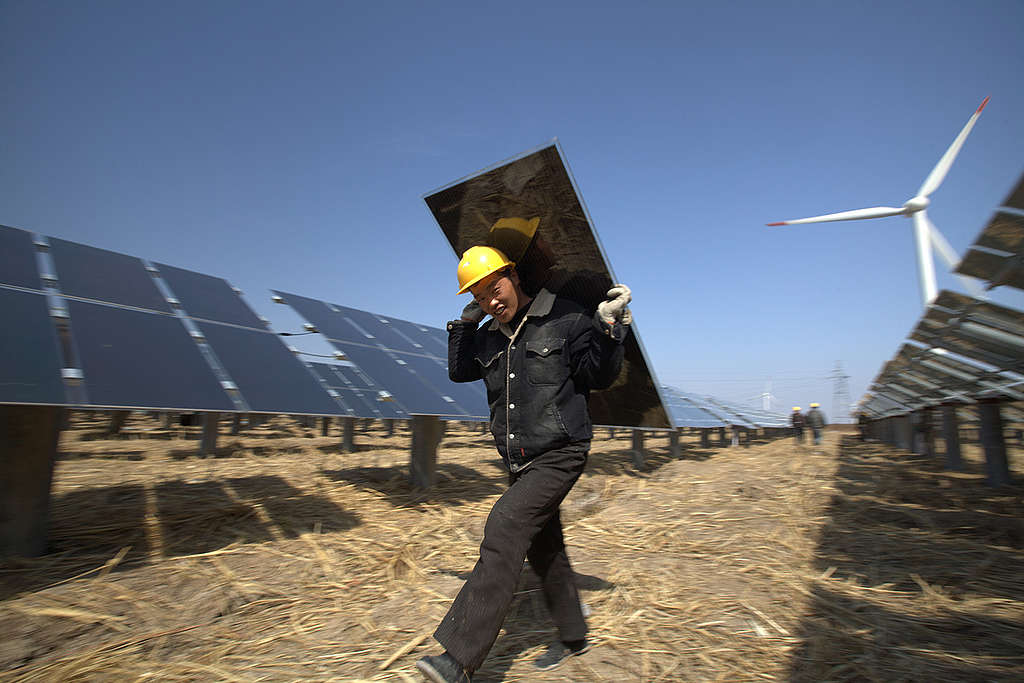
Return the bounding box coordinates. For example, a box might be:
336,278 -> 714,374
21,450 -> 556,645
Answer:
416,652 -> 472,683
533,638 -> 591,671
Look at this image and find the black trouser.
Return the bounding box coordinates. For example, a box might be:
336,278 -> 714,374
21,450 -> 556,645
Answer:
434,443 -> 589,672
794,427 -> 804,443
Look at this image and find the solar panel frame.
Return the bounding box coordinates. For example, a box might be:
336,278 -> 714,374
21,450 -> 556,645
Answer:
194,321 -> 343,416
154,262 -> 266,328
0,225 -> 43,290
0,288 -> 67,405
67,299 -> 235,411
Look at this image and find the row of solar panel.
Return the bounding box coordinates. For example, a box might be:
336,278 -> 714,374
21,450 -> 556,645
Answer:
860,290 -> 1024,418
3,223 -> 788,429
0,224 -> 485,418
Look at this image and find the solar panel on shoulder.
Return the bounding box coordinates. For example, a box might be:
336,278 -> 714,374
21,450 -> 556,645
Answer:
423,141 -> 670,428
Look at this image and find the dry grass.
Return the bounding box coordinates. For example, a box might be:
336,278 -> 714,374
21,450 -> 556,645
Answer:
1,413 -> 1022,681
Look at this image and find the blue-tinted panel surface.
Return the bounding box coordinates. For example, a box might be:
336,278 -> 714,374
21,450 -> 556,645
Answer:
49,238 -> 171,312
307,362 -> 407,418
69,300 -> 233,410
155,263 -> 264,328
399,354 -> 487,418
0,289 -> 66,405
339,344 -> 466,416
330,305 -> 423,353
196,322 -> 342,415
273,291 -> 354,343
0,225 -> 41,290
661,388 -> 726,428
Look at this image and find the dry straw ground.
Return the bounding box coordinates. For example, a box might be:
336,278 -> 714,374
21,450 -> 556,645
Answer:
2,414 -> 1023,682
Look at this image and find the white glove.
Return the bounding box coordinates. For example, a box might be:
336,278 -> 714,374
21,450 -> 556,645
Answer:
461,300 -> 486,323
597,284 -> 632,325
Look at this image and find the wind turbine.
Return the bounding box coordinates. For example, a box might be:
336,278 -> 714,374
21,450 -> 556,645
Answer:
767,97 -> 989,307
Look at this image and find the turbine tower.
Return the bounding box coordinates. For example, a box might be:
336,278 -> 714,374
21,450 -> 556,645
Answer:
767,97 -> 989,307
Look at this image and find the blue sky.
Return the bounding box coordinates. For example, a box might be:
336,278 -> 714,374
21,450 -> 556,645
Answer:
3,0 -> 1023,421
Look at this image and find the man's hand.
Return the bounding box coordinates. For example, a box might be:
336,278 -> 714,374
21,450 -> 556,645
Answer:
597,284 -> 632,325
461,300 -> 486,323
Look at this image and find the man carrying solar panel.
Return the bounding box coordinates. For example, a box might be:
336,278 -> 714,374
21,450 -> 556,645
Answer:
416,240 -> 631,682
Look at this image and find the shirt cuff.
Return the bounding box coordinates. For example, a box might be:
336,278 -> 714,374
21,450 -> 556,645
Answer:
592,312 -> 627,343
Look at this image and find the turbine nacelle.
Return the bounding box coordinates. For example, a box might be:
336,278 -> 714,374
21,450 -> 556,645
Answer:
902,195 -> 930,214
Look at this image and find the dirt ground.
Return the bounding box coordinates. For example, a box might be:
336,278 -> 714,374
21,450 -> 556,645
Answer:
2,414 -> 1023,682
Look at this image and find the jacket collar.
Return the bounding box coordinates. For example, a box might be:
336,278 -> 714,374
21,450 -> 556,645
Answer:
489,288 -> 555,338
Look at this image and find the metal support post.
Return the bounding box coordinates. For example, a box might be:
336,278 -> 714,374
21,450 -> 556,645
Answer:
410,415 -> 444,488
340,416 -> 355,453
321,417 -> 330,437
384,420 -> 394,437
700,428 -> 711,447
631,430 -> 644,468
230,413 -> 241,435
0,406 -> 62,557
978,400 -> 1010,487
106,410 -> 129,436
669,429 -> 681,458
718,426 -> 728,446
941,404 -> 962,471
199,412 -> 221,457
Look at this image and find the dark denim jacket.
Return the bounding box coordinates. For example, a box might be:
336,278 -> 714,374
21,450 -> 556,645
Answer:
447,289 -> 626,471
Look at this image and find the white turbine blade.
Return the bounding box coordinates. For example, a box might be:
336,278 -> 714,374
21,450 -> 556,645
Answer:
912,212 -> 938,304
922,210 -> 989,300
917,96 -> 990,198
766,206 -> 905,226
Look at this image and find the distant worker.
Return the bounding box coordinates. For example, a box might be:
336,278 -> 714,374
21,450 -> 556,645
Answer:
416,245 -> 631,682
806,403 -> 827,445
790,407 -> 805,443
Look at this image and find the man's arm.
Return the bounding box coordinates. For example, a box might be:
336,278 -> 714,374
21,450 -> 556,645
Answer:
567,311 -> 626,390
447,320 -> 483,383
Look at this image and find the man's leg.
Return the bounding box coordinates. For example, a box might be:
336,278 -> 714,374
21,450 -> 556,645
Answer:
526,509 -> 587,642
433,446 -> 587,672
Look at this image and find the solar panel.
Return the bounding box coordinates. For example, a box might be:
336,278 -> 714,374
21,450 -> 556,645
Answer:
68,299 -> 234,411
274,290 -> 487,418
47,238 -> 171,312
672,390 -> 756,428
956,249 -> 1024,291
1001,171 -> 1024,211
423,141 -> 670,429
307,361 -> 407,419
0,225 -> 42,290
339,343 -> 470,416
154,262 -> 265,328
0,288 -> 66,405
660,386 -> 728,428
194,321 -> 342,415
910,291 -> 1024,374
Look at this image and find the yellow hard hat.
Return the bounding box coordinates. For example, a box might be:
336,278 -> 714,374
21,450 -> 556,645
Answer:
810,402 -> 819,408
792,406 -> 801,411
456,245 -> 514,294
487,217 -> 540,262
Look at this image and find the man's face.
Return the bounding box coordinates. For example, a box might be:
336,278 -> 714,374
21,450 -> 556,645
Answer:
470,269 -> 523,324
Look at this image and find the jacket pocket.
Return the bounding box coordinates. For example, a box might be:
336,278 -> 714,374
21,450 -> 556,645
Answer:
475,349 -> 505,393
525,338 -> 567,386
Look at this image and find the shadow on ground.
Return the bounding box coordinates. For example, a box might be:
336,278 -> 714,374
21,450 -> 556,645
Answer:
787,435 -> 1024,682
